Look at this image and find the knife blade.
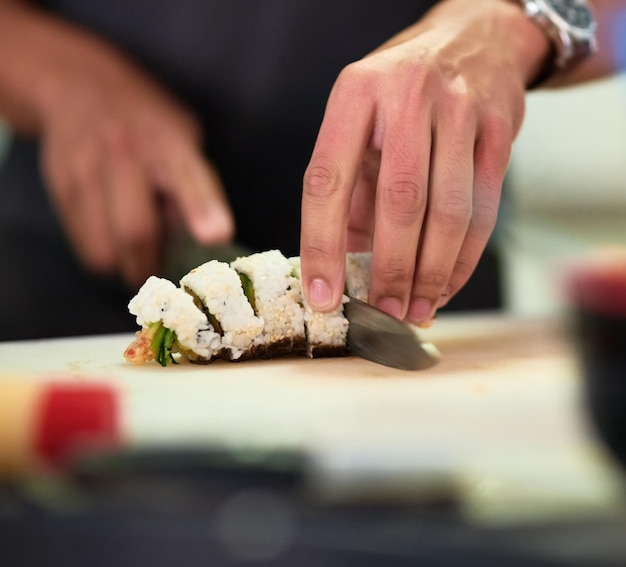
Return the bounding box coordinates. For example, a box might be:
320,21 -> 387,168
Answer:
344,296 -> 441,371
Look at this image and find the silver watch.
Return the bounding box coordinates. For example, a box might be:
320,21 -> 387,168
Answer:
520,0 -> 598,70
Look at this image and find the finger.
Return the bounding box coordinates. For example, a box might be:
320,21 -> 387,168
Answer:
367,107 -> 431,320
300,65 -> 374,311
407,104 -> 476,325
439,114 -> 513,308
103,127 -> 161,288
346,149 -> 380,252
43,139 -> 117,275
151,142 -> 234,246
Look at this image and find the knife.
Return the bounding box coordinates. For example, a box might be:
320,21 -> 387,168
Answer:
344,296 -> 441,371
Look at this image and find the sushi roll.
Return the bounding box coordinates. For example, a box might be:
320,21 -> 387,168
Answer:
289,256 -> 350,358
123,250 -> 377,367
180,260 -> 264,361
124,276 -> 222,366
230,250 -> 306,358
345,252 -> 371,301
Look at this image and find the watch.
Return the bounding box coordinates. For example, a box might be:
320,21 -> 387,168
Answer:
519,0 -> 598,71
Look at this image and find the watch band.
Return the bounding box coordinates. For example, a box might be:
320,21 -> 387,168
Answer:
511,0 -> 598,86
521,0 -> 597,68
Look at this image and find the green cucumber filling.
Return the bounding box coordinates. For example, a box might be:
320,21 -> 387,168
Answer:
185,288 -> 223,335
237,272 -> 257,313
148,321 -> 178,367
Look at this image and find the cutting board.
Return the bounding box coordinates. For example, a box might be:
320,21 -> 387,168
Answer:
0,314 -> 584,453
0,313 -> 622,523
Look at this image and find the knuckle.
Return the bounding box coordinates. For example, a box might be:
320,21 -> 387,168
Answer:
302,159 -> 342,202
440,81 -> 476,120
433,190 -> 472,227
483,109 -> 515,142
376,258 -> 414,287
479,118 -> 516,165
301,237 -> 341,262
382,172 -> 425,225
335,62 -> 358,87
470,200 -> 498,235
452,256 -> 475,281
335,61 -> 371,94
415,269 -> 448,291
403,59 -> 429,85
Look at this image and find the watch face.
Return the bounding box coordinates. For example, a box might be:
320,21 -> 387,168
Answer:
544,0 -> 594,30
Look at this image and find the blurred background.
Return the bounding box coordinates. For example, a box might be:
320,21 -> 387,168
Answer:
1,73 -> 626,316
501,73 -> 626,316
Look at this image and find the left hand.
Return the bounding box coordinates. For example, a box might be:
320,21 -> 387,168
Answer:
300,0 -> 549,324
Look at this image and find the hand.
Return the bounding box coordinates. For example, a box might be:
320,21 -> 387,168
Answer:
39,46 -> 234,288
300,0 -> 549,324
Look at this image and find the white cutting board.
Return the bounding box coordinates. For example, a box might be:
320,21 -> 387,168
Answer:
0,314 -> 583,454
1,313 -> 622,523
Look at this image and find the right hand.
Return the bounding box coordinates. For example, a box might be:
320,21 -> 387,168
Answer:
39,47 -> 234,288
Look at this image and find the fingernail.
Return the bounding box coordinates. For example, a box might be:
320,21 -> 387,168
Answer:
206,210 -> 234,242
309,278 -> 332,310
191,208 -> 233,244
408,298 -> 432,324
377,297 -> 403,320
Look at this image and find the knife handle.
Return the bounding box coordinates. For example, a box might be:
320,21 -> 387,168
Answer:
0,377 -> 120,478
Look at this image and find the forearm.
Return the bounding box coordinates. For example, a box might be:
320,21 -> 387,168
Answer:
0,0 -> 131,135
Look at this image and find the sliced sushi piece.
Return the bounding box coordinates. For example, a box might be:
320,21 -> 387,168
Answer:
345,252 -> 371,301
124,276 -> 221,366
180,260 -> 264,361
288,256 -> 349,358
231,250 -> 306,359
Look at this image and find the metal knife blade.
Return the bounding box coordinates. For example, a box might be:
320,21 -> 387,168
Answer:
344,296 -> 441,371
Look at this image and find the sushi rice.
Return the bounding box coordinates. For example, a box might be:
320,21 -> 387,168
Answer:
231,250 -> 306,357
126,276 -> 222,364
289,256 -> 349,358
345,252 -> 371,301
180,260 -> 264,360
124,251 -> 374,366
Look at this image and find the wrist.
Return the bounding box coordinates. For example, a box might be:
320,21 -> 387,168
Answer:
499,0 -> 599,87
425,0 -> 556,88
494,0 -> 555,87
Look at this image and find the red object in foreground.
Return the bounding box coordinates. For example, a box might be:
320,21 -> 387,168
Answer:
567,250 -> 626,318
34,383 -> 120,468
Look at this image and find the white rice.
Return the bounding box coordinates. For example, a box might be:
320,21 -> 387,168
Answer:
288,256 -> 348,356
180,260 -> 264,360
128,276 -> 221,360
231,250 -> 305,348
345,252 -> 371,301
127,251 -> 375,365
